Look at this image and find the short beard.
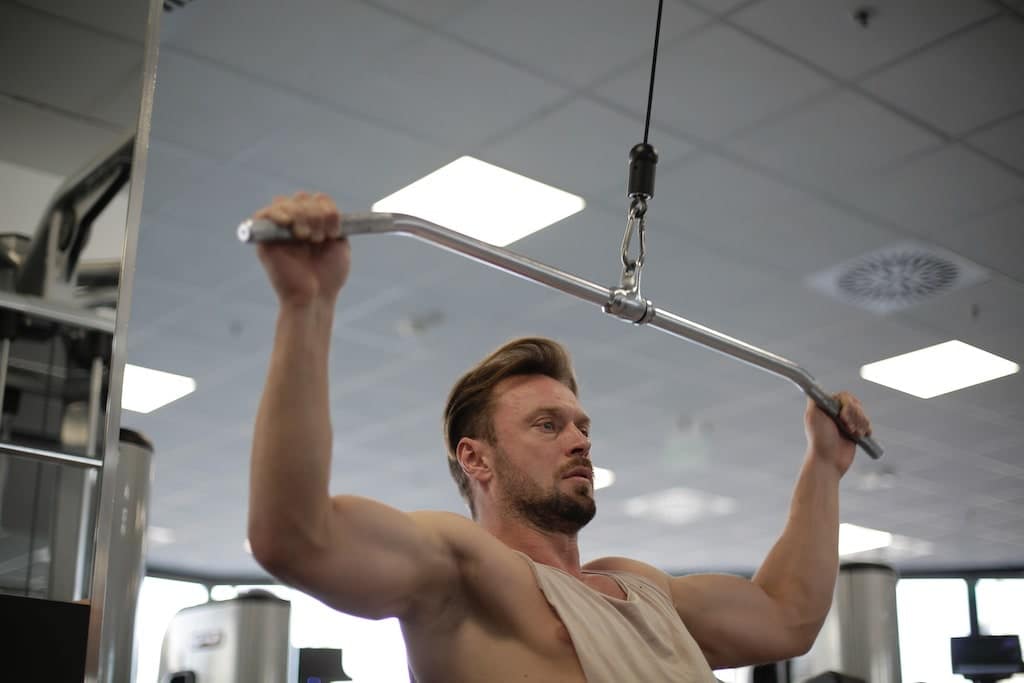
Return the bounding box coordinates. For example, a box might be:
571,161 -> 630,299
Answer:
493,446 -> 596,535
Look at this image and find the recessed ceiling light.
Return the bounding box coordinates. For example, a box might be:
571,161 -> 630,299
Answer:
121,364 -> 196,414
593,466 -> 615,490
372,156 -> 585,246
146,526 -> 175,545
623,487 -> 736,525
860,340 -> 1018,399
839,522 -> 893,556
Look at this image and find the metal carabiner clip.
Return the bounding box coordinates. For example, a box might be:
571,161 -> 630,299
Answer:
619,197 -> 648,295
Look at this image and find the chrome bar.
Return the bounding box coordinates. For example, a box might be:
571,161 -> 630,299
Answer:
238,214 -> 883,459
0,338 -> 9,434
0,290 -> 115,334
86,0 -> 165,678
86,356 -> 105,458
0,441 -> 102,468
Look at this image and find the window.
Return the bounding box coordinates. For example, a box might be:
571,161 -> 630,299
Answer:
976,578 -> 1024,683
133,577 -> 209,683
210,584 -> 411,682
897,578 -> 971,683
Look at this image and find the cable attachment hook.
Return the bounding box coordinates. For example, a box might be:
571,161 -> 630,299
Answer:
618,142 -> 658,296
619,196 -> 648,295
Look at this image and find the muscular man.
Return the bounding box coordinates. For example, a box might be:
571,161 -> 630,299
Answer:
248,191 -> 873,682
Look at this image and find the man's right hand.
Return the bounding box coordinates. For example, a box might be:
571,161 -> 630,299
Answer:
254,191 -> 351,306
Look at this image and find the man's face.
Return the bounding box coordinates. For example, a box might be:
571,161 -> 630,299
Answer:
487,375 -> 596,535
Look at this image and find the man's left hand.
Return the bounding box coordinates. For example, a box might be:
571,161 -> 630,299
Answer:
804,392 -> 871,476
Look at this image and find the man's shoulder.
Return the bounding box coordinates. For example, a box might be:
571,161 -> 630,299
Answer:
406,510 -> 518,565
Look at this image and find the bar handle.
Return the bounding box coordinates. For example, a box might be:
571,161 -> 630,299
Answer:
237,214 -> 394,242
237,213 -> 883,460
807,387 -> 883,459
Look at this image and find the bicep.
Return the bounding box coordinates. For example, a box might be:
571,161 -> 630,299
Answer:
270,495 -> 461,621
672,574 -> 809,668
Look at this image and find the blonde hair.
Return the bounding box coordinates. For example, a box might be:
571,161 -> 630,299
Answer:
443,337 -> 578,517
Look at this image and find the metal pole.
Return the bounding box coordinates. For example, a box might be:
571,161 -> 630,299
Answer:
0,338 -> 9,434
239,213 -> 883,459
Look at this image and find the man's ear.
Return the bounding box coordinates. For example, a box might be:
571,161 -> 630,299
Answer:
456,437 -> 492,484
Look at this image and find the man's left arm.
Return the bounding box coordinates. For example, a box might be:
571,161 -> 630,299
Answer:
669,393 -> 871,668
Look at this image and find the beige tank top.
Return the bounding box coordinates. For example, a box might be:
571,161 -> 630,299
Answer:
516,551 -> 718,683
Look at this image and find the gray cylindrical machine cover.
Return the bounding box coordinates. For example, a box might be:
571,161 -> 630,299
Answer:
158,593 -> 291,683
101,429 -> 154,683
791,563 -> 902,683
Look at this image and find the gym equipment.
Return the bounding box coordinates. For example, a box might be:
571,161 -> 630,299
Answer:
235,0 -> 882,459
237,210 -> 882,460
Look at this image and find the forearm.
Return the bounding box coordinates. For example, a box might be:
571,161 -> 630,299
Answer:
752,450 -> 842,643
249,298 -> 336,559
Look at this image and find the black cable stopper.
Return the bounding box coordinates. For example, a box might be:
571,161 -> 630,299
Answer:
627,143 -> 658,199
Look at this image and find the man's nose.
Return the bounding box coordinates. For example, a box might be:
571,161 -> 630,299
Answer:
568,425 -> 591,457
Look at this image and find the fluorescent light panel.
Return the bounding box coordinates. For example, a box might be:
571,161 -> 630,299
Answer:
372,156 -> 585,246
593,466 -> 615,490
839,523 -> 893,556
121,364 -> 196,414
860,340 -> 1018,399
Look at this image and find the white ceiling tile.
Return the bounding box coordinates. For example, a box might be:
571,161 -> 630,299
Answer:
929,201 -> 1024,282
312,33 -> 570,146
152,163 -> 305,234
447,0 -> 708,87
877,394 -> 1024,456
862,16 -> 1024,134
595,24 -> 831,141
127,276 -> 207,330
150,51 -> 319,161
796,316 -> 945,371
365,0 -> 484,26
728,89 -> 942,195
952,375 -> 1024,427
903,458 -> 1024,498
899,277 -> 1024,362
138,139 -> 224,215
0,3 -> 144,116
126,323 -> 250,386
838,144 -> 1024,236
480,98 -> 694,202
968,113 -> 1024,174
160,0 -> 422,96
700,196 -> 902,279
640,154 -> 810,243
134,212 -> 258,291
231,103 -> 452,209
684,0 -> 752,14
733,0 -> 998,78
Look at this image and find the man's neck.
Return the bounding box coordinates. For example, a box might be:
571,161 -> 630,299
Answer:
479,511 -> 584,578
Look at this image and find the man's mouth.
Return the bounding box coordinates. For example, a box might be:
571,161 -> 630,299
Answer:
563,466 -> 593,482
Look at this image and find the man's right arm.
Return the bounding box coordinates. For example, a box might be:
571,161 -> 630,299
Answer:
246,192 -> 461,622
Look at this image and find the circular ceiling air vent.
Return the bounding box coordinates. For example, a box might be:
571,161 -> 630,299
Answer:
837,249 -> 959,308
805,242 -> 989,314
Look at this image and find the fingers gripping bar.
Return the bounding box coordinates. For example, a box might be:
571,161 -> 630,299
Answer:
238,214 -> 883,460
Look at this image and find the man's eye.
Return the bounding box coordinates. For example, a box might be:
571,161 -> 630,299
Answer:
539,421 -> 556,431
